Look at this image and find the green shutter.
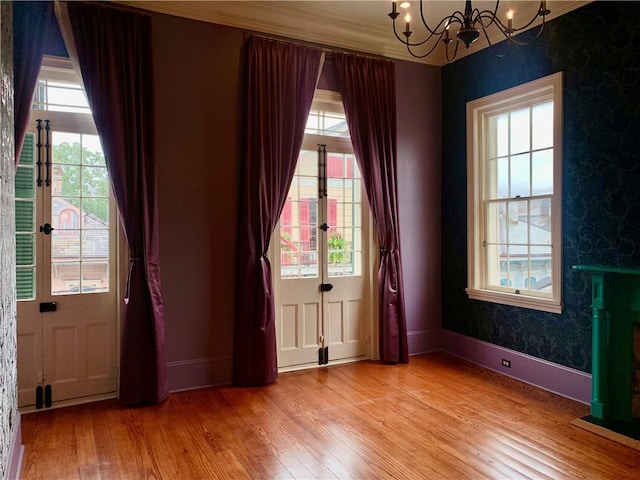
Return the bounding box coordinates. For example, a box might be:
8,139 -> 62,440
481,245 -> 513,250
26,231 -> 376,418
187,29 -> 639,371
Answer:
15,200 -> 35,233
19,132 -> 35,165
16,132 -> 37,301
16,234 -> 35,266
15,166 -> 35,200
16,268 -> 35,301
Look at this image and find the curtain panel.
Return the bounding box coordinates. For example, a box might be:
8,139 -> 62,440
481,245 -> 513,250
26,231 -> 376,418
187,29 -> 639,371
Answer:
334,53 -> 409,363
66,2 -> 168,404
13,0 -> 53,167
234,36 -> 323,386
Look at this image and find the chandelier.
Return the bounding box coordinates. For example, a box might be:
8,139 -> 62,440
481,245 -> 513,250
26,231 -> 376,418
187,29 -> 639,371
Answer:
388,1 -> 551,62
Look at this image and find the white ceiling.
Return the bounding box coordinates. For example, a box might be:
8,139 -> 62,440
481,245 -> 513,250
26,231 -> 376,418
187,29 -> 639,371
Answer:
119,1 -> 590,65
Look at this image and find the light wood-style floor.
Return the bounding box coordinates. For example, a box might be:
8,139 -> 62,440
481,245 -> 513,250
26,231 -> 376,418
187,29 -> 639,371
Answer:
20,352 -> 640,479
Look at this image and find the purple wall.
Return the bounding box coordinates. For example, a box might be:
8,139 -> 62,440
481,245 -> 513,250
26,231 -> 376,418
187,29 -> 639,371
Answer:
395,60 -> 442,354
151,13 -> 442,389
152,14 -> 244,387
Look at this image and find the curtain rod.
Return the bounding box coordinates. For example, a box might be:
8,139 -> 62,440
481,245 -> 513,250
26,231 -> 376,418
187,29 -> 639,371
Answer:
246,32 -> 393,63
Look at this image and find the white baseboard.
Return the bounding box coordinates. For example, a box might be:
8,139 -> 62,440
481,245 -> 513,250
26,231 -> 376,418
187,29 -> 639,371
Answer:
5,412 -> 23,480
442,329 -> 591,405
167,356 -> 233,392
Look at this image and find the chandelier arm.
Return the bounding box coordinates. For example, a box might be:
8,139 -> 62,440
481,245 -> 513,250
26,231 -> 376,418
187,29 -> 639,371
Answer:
480,21 -> 510,58
445,38 -> 461,63
472,8 -> 498,30
509,22 -> 546,46
480,12 -> 546,46
482,8 -> 545,34
391,17 -> 433,48
419,2 -> 464,36
405,31 -> 450,59
392,14 -> 464,49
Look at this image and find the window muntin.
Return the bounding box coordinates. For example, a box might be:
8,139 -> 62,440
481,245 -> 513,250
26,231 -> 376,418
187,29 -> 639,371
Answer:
467,73 -> 562,313
33,79 -> 91,114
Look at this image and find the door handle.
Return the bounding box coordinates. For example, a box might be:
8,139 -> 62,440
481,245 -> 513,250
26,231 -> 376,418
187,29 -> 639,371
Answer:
320,283 -> 333,292
39,223 -> 55,235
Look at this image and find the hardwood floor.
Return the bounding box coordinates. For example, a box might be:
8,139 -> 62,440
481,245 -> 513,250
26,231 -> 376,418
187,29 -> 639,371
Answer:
20,352 -> 640,479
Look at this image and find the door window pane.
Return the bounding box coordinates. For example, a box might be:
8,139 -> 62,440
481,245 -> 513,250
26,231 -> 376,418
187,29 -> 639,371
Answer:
281,151 -> 319,279
51,132 -> 110,295
328,153 -> 362,278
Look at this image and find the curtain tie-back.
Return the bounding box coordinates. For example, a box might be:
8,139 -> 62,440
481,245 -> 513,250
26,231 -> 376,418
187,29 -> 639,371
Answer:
124,256 -> 140,305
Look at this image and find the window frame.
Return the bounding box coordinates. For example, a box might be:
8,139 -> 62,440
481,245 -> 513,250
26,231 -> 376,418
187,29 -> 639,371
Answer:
466,72 -> 563,314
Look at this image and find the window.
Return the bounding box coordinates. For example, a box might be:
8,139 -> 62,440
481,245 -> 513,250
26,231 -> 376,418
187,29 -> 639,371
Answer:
15,56 -> 112,299
279,90 -> 363,279
466,73 -> 562,313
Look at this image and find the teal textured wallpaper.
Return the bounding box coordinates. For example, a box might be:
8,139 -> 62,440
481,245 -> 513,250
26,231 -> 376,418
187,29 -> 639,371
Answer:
441,1 -> 640,373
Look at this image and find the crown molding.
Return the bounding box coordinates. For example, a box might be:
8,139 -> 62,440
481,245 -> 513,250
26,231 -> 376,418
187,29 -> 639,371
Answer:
116,1 -> 591,66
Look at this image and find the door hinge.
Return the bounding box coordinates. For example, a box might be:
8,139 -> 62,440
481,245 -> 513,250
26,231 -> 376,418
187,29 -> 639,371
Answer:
44,119 -> 51,187
36,119 -> 43,187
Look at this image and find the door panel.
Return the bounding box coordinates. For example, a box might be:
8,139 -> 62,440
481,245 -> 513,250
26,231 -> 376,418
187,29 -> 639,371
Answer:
278,277 -> 322,368
43,292 -> 117,402
17,323 -> 43,407
325,278 -> 367,360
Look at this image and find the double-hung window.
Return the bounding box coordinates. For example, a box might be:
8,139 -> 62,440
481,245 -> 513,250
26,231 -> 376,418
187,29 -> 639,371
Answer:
466,73 -> 563,313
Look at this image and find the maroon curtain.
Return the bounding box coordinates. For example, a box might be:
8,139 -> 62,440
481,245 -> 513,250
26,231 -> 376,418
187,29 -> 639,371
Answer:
13,0 -> 53,167
234,36 -> 323,386
334,53 -> 408,363
67,3 -> 168,404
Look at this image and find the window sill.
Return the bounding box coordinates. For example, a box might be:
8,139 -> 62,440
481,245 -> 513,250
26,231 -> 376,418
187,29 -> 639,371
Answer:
465,288 -> 562,314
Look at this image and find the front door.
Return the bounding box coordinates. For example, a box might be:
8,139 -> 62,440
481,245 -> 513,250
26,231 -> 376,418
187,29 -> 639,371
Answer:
274,141 -> 372,370
16,67 -> 118,409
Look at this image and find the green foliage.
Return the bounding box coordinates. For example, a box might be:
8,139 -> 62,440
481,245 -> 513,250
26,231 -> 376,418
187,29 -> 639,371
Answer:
328,231 -> 348,265
281,231 -> 292,249
53,142 -> 109,223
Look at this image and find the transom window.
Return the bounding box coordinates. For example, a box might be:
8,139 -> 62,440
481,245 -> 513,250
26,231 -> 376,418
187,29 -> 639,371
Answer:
466,73 -> 563,313
32,57 -> 90,114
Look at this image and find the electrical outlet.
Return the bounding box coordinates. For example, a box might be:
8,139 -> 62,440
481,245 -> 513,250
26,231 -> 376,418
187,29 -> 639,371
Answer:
501,359 -> 511,368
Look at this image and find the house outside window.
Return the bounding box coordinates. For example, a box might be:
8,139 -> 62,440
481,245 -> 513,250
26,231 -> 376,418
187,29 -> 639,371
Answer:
466,73 -> 563,313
